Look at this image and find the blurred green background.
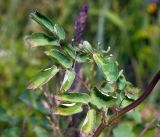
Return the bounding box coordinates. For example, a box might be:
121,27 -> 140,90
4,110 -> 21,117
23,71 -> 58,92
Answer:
0,0 -> 160,137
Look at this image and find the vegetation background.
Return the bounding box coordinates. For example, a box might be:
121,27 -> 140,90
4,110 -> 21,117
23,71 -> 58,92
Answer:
0,0 -> 160,137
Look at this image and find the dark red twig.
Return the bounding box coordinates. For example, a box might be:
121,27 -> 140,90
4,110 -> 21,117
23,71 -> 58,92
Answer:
138,112 -> 160,137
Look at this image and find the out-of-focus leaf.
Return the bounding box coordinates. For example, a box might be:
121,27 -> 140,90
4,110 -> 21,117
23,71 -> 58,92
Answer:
55,103 -> 82,116
93,53 -> 119,82
142,129 -> 156,137
19,91 -> 30,105
90,87 -> 116,109
34,126 -> 50,137
19,91 -> 49,114
54,24 -> 65,40
45,49 -> 73,68
25,33 -> 59,47
133,26 -> 158,40
1,127 -> 20,137
29,114 -> 50,128
81,109 -> 96,135
19,90 -> 42,104
10,116 -> 20,126
27,65 -> 59,89
120,99 -> 133,108
113,122 -> 134,137
126,109 -> 142,124
33,101 -> 49,114
60,70 -> 75,92
59,92 -> 90,104
0,107 -> 10,122
104,10 -> 125,29
30,11 -> 54,32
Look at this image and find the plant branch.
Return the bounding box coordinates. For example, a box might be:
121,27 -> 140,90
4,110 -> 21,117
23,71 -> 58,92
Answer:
119,70 -> 160,115
92,70 -> 160,137
43,84 -> 63,137
92,122 -> 106,137
76,74 -> 91,92
138,112 -> 160,137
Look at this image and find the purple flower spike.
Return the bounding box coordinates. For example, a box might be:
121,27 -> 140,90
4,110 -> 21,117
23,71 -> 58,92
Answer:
74,3 -> 89,44
151,0 -> 160,4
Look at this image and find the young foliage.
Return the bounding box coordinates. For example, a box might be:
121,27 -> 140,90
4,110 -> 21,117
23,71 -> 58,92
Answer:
27,65 -> 59,89
25,33 -> 60,47
45,49 -> 73,68
26,11 -> 154,137
93,53 -> 119,82
54,24 -> 65,40
55,103 -> 83,116
60,70 -> 76,92
59,92 -> 90,104
81,109 -> 96,135
30,11 -> 54,33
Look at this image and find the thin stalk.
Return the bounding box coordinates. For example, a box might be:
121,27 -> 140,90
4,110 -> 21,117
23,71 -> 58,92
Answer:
138,112 -> 160,137
76,74 -> 91,92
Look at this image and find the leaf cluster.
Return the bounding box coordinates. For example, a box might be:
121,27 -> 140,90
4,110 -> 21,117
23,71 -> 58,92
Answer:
27,11 -> 140,135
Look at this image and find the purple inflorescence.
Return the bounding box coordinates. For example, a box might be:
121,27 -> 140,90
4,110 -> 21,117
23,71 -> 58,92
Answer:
74,3 -> 89,44
151,0 -> 160,4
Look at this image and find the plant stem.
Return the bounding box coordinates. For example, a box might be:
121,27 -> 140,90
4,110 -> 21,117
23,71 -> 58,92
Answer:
92,70 -> 160,137
92,123 -> 106,137
138,112 -> 160,137
119,70 -> 160,115
76,74 -> 91,92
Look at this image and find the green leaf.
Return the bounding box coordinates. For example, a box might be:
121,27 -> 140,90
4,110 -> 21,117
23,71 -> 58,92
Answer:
0,107 -> 10,122
90,87 -> 116,109
113,122 -> 134,137
64,44 -> 75,59
64,44 -> 90,63
93,53 -> 119,82
59,92 -> 90,104
19,91 -> 49,114
60,70 -> 75,92
30,11 -> 54,32
81,41 -> 93,53
117,74 -> 127,90
19,91 -> 31,105
27,65 -> 59,89
76,53 -> 91,63
54,24 -> 65,40
55,103 -> 82,116
34,126 -> 50,137
45,49 -> 73,68
100,82 -> 115,93
120,98 -> 133,108
126,109 -> 142,124
81,109 -> 96,134
25,33 -> 59,47
99,82 -> 117,98
142,129 -> 156,137
1,127 -> 20,137
33,101 -> 49,114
